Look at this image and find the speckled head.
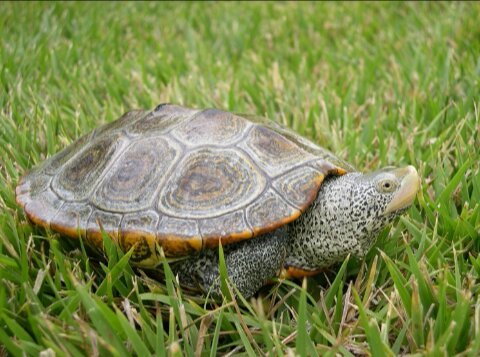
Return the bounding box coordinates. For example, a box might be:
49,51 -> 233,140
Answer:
351,165 -> 421,250
287,165 -> 420,271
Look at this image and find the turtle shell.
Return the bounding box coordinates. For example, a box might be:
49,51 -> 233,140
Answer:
16,104 -> 352,266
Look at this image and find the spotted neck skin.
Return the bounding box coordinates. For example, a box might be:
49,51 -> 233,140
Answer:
286,167 -> 419,271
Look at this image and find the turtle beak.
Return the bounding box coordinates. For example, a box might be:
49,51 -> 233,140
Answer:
384,166 -> 420,214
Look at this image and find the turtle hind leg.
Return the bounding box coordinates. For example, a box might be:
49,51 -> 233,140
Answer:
221,227 -> 289,298
172,227 -> 289,298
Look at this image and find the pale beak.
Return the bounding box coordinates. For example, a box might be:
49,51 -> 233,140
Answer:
384,166 -> 420,214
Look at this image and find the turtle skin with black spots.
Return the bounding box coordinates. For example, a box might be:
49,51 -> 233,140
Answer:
173,228 -> 289,299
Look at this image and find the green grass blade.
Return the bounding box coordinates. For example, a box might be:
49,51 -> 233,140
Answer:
353,288 -> 394,357
115,307 -> 151,356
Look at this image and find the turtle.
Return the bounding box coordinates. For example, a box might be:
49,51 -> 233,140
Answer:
16,104 -> 420,298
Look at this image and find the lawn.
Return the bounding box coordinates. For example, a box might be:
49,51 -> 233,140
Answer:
1,2 -> 479,356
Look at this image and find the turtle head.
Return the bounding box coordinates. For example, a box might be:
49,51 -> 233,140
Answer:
364,166 -> 421,216
339,165 -> 421,256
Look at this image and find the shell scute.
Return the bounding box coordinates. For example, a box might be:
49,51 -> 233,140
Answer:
156,216 -> 202,256
128,104 -> 198,135
120,211 -> 160,265
50,202 -> 92,239
92,136 -> 181,212
94,110 -> 145,137
86,210 -> 123,250
199,210 -> 253,247
171,108 -> 249,146
273,167 -> 325,211
159,148 -> 266,219
246,189 -> 301,235
240,125 -> 315,177
53,133 -> 129,201
44,132 -> 94,175
24,189 -> 64,228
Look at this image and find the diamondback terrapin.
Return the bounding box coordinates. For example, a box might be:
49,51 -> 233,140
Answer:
16,104 -> 420,297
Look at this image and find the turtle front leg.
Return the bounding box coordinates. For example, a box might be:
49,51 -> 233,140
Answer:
172,227 -> 289,298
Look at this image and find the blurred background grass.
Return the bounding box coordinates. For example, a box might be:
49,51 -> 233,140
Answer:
1,2 -> 479,355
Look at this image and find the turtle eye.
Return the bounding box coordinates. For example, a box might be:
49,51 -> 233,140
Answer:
377,179 -> 397,193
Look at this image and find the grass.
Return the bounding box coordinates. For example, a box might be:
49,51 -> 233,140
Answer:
1,1 -> 479,355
